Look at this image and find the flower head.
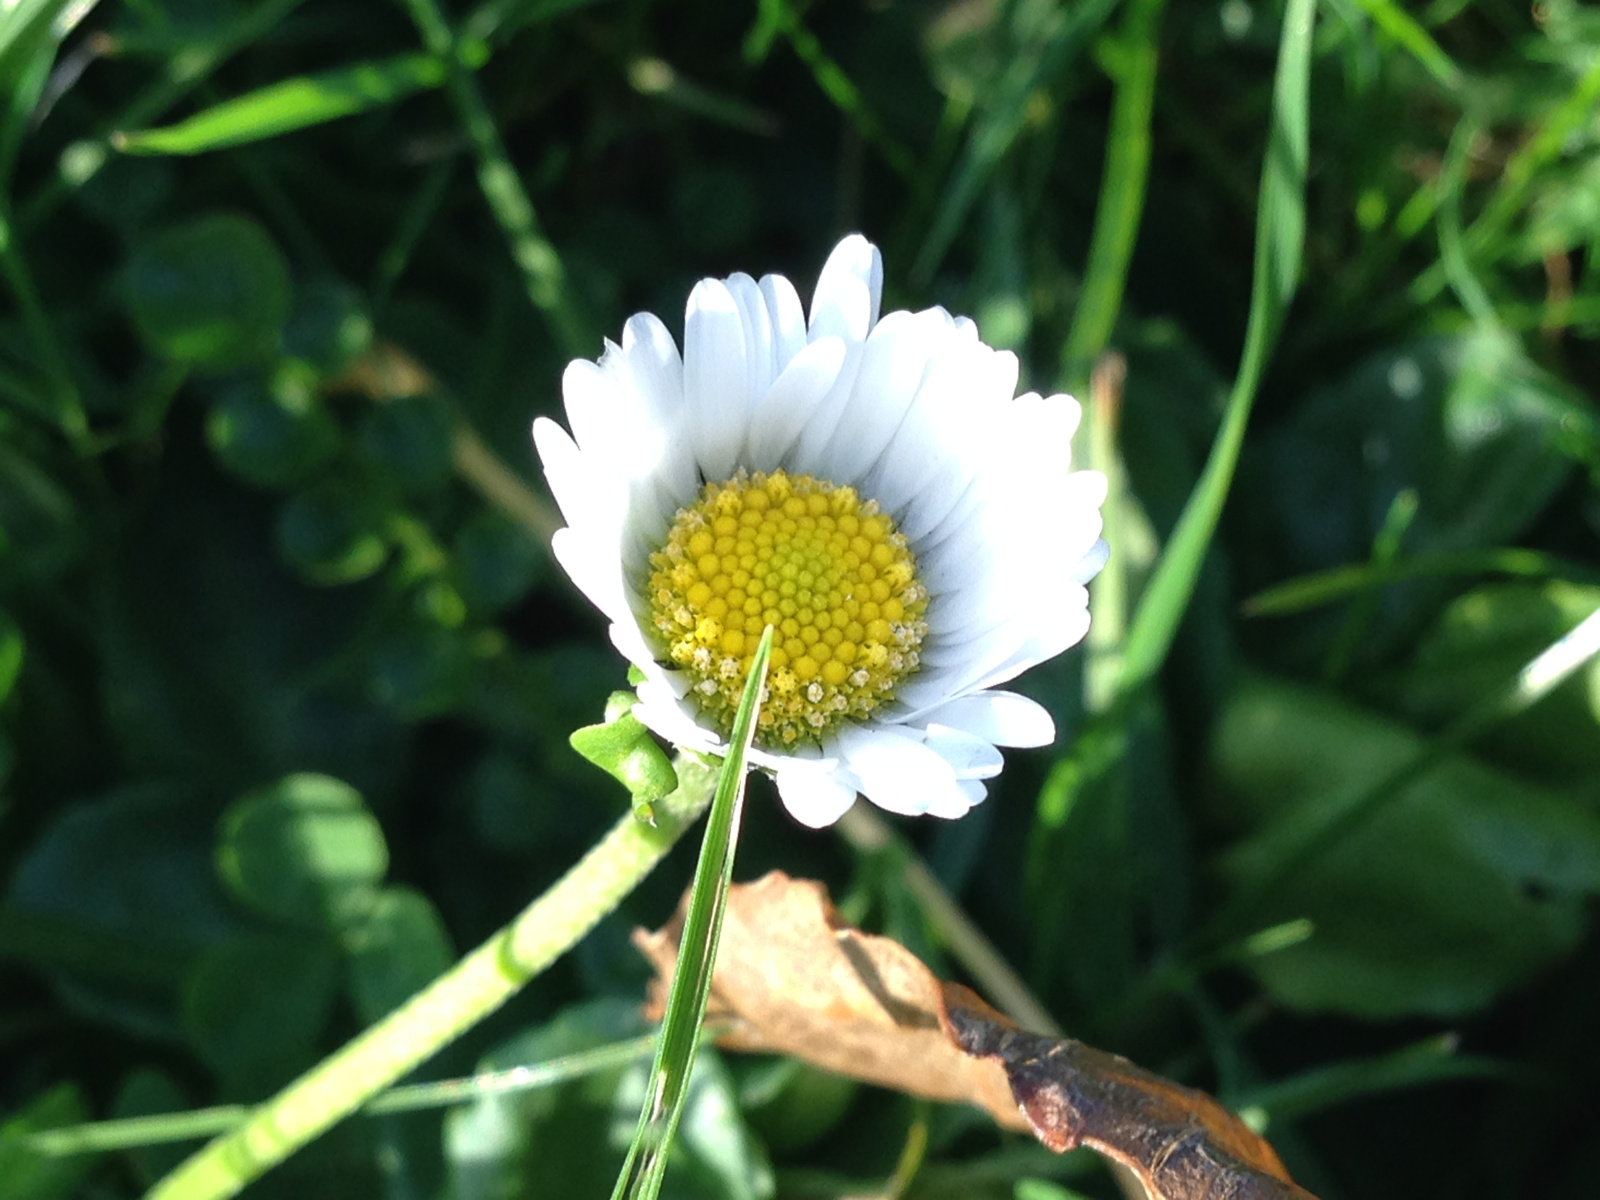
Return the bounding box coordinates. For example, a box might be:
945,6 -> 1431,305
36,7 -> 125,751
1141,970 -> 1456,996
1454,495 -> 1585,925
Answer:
534,235 -> 1107,828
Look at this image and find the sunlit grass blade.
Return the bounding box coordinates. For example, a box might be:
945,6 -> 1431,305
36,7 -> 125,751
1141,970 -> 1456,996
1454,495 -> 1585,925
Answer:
1207,604 -> 1600,940
1111,0 -> 1314,701
1240,547 -> 1589,617
1059,0 -> 1166,391
25,1036 -> 659,1155
114,53 -> 459,155
1350,0 -> 1462,94
610,626 -> 774,1200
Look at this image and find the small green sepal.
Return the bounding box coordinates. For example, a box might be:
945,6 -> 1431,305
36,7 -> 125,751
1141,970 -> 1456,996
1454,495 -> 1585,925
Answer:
570,691 -> 678,820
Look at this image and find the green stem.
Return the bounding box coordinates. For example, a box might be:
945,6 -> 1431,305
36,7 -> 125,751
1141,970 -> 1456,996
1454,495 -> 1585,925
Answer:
399,0 -> 593,355
145,756 -> 718,1200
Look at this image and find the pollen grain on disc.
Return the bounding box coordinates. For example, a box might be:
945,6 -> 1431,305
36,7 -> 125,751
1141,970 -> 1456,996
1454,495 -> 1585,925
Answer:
644,468 -> 929,748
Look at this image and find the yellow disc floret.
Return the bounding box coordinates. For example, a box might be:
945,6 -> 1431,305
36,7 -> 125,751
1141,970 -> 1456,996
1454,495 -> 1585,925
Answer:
645,469 -> 929,749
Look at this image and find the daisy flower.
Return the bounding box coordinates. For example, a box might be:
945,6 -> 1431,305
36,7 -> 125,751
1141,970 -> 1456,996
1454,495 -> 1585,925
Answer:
534,235 -> 1107,829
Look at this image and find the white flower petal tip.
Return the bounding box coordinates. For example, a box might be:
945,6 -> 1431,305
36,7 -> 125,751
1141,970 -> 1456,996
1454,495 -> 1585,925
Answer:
534,235 -> 1106,828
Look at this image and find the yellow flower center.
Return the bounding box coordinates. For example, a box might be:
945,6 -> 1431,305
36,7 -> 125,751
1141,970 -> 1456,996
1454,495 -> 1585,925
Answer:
645,469 -> 929,749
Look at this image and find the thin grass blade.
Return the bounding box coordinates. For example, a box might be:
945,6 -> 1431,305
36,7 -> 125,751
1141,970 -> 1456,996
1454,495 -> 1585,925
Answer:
610,626 -> 774,1200
1112,0 -> 1314,700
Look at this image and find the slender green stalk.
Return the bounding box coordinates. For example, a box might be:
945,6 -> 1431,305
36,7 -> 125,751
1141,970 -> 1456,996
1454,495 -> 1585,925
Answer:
399,0 -> 593,355
1059,0 -> 1167,391
29,1036 -> 658,1156
612,628 -> 773,1200
1112,0 -> 1314,700
145,757 -> 717,1200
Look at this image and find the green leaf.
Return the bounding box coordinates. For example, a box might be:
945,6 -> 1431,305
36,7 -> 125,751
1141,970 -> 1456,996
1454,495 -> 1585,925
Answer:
0,0 -> 89,91
283,277 -> 373,375
454,510 -> 545,617
115,54 -> 451,156
358,392 -> 457,493
570,692 -> 680,819
206,363 -> 341,489
343,886 -> 455,1025
276,483 -> 391,586
182,933 -> 340,1093
444,1000 -> 647,1200
124,213 -> 292,368
1210,675 -> 1600,1017
611,626 -> 773,1200
0,1084 -> 92,1200
1114,0 -> 1313,698
0,609 -> 21,705
216,773 -> 389,931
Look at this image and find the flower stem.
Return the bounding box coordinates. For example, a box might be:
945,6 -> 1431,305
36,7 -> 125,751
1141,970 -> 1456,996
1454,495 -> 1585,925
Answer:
145,756 -> 717,1200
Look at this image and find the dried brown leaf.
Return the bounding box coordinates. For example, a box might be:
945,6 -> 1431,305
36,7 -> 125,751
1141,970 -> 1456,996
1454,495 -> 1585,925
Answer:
635,871 -> 1322,1200
633,870 -> 1028,1131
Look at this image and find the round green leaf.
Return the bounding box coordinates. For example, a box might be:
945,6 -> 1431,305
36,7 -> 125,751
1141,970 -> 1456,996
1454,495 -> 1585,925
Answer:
276,483 -> 390,586
357,392 -> 455,492
217,773 -> 388,930
455,510 -> 543,616
283,277 -> 374,375
205,364 -> 340,489
343,886 -> 454,1024
124,212 -> 291,368
182,932 -> 339,1092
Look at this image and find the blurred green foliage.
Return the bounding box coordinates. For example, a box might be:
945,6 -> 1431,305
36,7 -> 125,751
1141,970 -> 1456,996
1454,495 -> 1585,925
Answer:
2,0 -> 1600,1198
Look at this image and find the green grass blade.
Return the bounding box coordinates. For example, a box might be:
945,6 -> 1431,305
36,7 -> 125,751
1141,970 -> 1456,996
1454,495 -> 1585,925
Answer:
1240,548 -> 1587,617
25,1036 -> 659,1155
1060,0 -> 1167,390
1112,0 -> 1314,700
1207,604 -> 1600,940
1236,1035 -> 1508,1129
1351,0 -> 1462,93
610,626 -> 774,1200
114,53 -> 455,155
912,0 -> 1117,287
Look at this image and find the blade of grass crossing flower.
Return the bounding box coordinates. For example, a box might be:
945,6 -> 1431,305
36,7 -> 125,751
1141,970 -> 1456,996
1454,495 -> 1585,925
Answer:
611,626 -> 774,1200
1112,0 -> 1314,700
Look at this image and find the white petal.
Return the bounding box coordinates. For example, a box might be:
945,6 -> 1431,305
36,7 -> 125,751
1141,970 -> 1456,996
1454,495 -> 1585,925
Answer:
922,725 -> 1004,779
744,336 -> 849,472
760,272 -> 807,373
534,417 -> 611,534
633,680 -> 721,753
809,234 -> 882,344
619,314 -> 696,508
776,765 -> 860,828
836,725 -> 966,818
926,780 -> 986,820
724,271 -> 777,404
549,527 -> 628,624
685,278 -> 751,482
807,308 -> 946,484
911,691 -> 1055,747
